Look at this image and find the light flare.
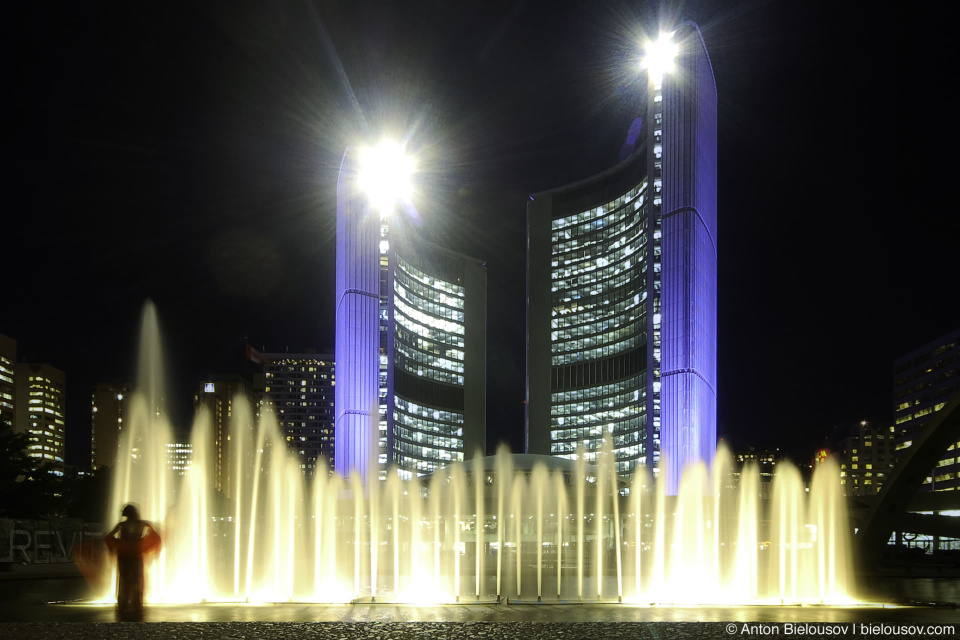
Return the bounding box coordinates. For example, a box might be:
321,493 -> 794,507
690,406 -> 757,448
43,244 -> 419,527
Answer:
641,32 -> 679,84
357,140 -> 415,214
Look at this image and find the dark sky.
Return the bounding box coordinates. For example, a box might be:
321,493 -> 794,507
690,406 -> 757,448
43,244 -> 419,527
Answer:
6,1 -> 958,468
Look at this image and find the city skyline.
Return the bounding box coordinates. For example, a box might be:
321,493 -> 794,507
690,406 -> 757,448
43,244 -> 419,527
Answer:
6,1 -> 959,468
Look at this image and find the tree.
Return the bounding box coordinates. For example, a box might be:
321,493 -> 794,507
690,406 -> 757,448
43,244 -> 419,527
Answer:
0,426 -> 63,518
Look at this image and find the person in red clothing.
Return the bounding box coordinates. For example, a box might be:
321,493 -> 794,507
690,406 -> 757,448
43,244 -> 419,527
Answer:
104,504 -> 161,613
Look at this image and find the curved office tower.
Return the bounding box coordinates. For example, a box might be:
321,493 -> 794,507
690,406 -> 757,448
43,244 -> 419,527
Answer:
336,148 -> 487,480
389,233 -> 487,477
526,23 -> 716,494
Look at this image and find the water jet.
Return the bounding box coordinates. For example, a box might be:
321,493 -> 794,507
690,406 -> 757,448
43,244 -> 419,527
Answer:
103,304 -> 856,606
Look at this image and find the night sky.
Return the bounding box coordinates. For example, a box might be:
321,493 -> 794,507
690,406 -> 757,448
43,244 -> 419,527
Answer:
7,1 -> 958,468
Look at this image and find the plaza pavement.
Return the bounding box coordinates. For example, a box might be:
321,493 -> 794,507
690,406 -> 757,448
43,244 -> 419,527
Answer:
1,566 -> 957,640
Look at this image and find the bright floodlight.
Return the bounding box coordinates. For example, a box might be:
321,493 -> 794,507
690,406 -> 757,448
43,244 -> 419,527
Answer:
358,140 -> 415,213
641,32 -> 679,84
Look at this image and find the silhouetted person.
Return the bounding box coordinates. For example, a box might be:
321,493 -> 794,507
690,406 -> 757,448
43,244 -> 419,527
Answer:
104,504 -> 161,614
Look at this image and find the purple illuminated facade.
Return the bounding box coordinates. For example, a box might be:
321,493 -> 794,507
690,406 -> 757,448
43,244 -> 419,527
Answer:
526,23 -> 716,493
336,149 -> 487,480
335,149 -> 381,480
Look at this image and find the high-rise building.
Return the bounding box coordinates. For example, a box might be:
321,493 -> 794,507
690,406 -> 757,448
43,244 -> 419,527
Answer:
893,328 -> 960,491
194,375 -> 249,493
526,23 -> 717,493
14,362 -> 66,474
91,381 -> 133,470
834,420 -> 897,496
336,148 -> 487,479
251,351 -> 335,477
0,334 -> 15,434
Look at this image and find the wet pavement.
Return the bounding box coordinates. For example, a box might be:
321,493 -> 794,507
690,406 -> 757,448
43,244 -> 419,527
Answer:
1,572 -> 958,639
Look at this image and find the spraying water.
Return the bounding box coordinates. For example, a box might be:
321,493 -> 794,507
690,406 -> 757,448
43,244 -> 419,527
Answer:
106,304 -> 854,605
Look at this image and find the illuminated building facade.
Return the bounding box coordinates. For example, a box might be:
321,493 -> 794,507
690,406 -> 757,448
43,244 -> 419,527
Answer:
91,381 -> 132,470
336,148 -> 487,479
166,441 -> 193,477
834,420 -> 897,496
253,352 -> 335,477
526,22 -> 716,493
893,328 -> 960,491
14,362 -> 66,474
0,334 -> 15,434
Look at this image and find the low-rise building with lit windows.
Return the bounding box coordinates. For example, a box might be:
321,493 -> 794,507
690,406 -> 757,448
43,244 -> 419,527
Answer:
526,22 -> 716,493
335,148 -> 487,479
14,362 -> 66,474
893,328 -> 960,491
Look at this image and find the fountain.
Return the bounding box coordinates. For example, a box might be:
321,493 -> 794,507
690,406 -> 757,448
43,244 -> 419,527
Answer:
104,303 -> 855,606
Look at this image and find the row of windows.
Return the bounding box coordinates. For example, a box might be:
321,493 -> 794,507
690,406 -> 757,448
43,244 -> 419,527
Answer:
552,221 -> 645,276
394,296 -> 464,340
281,429 -> 333,440
394,264 -> 464,310
894,370 -> 958,399
393,447 -> 463,475
553,401 -> 645,434
553,285 -> 646,326
550,439 -> 645,459
551,373 -> 646,408
394,425 -> 462,452
395,324 -> 463,362
395,277 -> 465,323
899,341 -> 958,372
552,255 -> 647,308
552,331 -> 644,366
265,362 -> 333,370
552,413 -> 647,443
551,183 -> 646,233
264,386 -> 333,395
552,317 -> 644,356
395,397 -> 463,428
896,356 -> 959,385
395,342 -> 465,386
552,235 -> 646,291
395,255 -> 464,298
551,205 -> 646,259
552,296 -> 645,343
